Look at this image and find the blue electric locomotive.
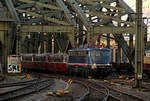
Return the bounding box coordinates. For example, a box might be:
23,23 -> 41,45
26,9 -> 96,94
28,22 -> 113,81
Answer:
67,47 -> 112,77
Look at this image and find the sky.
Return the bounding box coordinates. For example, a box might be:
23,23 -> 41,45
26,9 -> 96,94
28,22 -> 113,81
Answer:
124,0 -> 150,39
124,0 -> 150,17
124,0 -> 136,10
124,0 -> 150,24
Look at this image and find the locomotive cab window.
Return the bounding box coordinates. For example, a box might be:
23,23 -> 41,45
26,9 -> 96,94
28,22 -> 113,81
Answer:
101,50 -> 111,56
91,50 -> 100,56
68,51 -> 88,56
68,50 -> 89,63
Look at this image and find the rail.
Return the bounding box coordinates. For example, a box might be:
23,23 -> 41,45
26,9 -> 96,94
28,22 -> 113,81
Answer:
74,80 -> 90,101
0,78 -> 53,101
0,78 -> 38,88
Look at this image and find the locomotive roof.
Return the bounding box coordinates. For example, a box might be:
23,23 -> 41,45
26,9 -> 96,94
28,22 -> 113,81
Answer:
68,47 -> 110,52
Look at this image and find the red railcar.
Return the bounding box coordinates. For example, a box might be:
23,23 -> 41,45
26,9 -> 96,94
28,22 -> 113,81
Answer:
21,53 -> 68,72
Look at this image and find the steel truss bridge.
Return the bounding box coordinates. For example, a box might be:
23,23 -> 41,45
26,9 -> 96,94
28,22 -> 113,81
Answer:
0,0 -> 147,70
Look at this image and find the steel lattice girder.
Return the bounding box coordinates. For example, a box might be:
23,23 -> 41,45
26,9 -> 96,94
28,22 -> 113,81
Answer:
16,9 -> 70,25
65,0 -> 146,67
20,25 -> 75,49
11,0 -> 77,54
56,0 -> 76,25
0,22 -> 9,31
5,0 -> 20,24
15,0 -> 74,25
93,26 -> 136,34
21,25 -> 75,33
2,0 -> 147,52
18,0 -> 62,10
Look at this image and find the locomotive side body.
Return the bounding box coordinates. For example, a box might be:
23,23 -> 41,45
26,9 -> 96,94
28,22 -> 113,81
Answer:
67,47 -> 112,77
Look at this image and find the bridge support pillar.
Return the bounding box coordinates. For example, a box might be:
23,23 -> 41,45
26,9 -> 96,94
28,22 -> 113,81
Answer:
135,0 -> 144,88
0,21 -> 10,73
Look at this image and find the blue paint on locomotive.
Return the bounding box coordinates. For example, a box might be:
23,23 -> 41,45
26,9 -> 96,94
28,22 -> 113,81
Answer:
99,48 -> 112,64
67,47 -> 112,77
68,47 -> 112,65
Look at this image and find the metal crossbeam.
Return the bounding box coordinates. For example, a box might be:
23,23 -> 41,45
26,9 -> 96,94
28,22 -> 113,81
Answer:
118,0 -> 146,28
21,25 -> 75,33
89,0 -> 117,2
78,0 -> 124,12
86,11 -> 134,26
5,0 -> 20,23
135,0 -> 143,88
67,0 -> 91,28
16,9 -> 70,25
18,0 -> 62,11
56,0 -> 76,25
93,26 -> 135,34
16,4 -> 34,9
0,22 -> 9,31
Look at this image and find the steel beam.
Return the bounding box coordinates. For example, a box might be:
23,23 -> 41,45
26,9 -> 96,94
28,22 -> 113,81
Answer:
88,0 -> 117,3
16,9 -> 70,25
135,0 -> 143,88
107,34 -> 110,48
0,22 -> 9,73
67,0 -> 91,28
78,0 -> 124,12
86,11 -> 134,26
18,0 -> 62,11
67,0 -> 96,45
0,18 -> 13,22
93,26 -> 135,34
56,0 -> 76,25
20,25 -> 75,46
117,15 -> 122,64
5,0 -> 20,24
118,0 -> 147,28
0,22 -> 9,31
21,25 -> 75,33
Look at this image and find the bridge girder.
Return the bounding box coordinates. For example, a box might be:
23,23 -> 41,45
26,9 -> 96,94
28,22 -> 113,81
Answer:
0,0 -> 147,68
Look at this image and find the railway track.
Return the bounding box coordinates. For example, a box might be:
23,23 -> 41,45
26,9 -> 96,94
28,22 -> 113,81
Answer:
24,72 -> 149,101
0,78 -> 53,101
0,78 -> 39,88
36,73 -> 90,101
76,79 -> 121,101
31,72 -> 124,101
72,80 -> 90,101
92,79 -> 147,101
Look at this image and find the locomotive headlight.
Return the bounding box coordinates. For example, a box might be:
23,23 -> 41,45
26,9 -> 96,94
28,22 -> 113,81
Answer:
107,64 -> 110,66
107,63 -> 111,66
92,64 -> 96,69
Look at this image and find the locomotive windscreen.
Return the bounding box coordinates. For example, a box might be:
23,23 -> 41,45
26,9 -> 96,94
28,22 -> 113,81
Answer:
68,51 -> 89,63
68,48 -> 111,64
